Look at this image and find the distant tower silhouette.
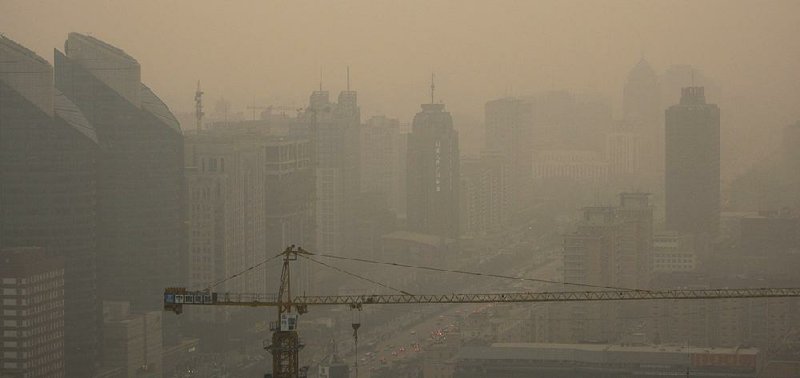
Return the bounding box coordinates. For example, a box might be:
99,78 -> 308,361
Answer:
407,78 -> 459,238
195,81 -> 204,132
665,87 -> 720,238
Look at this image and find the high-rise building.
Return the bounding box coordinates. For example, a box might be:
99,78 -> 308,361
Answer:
459,151 -> 509,237
605,127 -> 640,178
0,247 -> 66,378
360,115 -> 403,214
54,33 -> 185,313
484,98 -> 532,208
485,92 -> 613,212
263,136 -> 315,292
303,89 -> 360,257
1,35 -> 99,377
622,58 -> 660,125
621,58 -> 661,183
556,193 -> 653,342
407,101 -> 459,239
665,87 -> 720,239
184,130 -> 266,297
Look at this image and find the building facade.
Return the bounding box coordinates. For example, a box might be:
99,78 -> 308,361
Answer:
1,35 -> 99,377
360,115 -> 403,215
407,103 -> 460,239
0,248 -> 66,378
54,33 -> 185,312
303,90 -> 360,257
665,87 -> 720,239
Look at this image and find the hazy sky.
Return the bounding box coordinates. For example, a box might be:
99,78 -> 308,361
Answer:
2,0 -> 799,163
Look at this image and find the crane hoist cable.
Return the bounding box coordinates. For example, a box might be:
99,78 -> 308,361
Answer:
299,254 -> 412,295
313,252 -> 648,292
205,251 -> 284,291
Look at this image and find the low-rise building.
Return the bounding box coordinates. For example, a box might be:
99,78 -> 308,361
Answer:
455,342 -> 760,378
100,302 -> 163,377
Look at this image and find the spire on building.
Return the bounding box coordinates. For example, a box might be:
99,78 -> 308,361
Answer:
430,72 -> 435,104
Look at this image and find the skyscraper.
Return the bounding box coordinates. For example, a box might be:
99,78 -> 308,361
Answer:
1,35 -> 99,377
622,58 -> 660,125
407,99 -> 459,239
54,33 -> 185,313
484,98 -> 531,209
360,115 -> 402,214
665,87 -> 720,239
303,88 -> 360,257
622,58 -> 660,180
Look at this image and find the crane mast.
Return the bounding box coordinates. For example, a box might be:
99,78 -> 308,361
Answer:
163,246 -> 800,378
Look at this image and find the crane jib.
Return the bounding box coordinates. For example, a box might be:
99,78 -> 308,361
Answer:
163,287 -> 800,314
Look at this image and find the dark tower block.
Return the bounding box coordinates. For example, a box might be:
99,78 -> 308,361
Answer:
407,102 -> 460,239
665,87 -> 720,239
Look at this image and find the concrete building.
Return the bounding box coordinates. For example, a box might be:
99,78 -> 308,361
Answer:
184,129 -> 266,297
653,231 -> 697,273
623,58 -> 661,126
605,127 -> 640,178
622,58 -> 661,181
1,35 -> 99,376
485,92 -> 612,210
532,150 -> 608,183
54,33 -> 185,313
665,87 -> 720,239
554,193 -> 653,343
455,343 -> 760,378
0,248 -> 65,378
186,118 -> 316,296
484,97 -> 533,209
302,89 -> 360,258
739,210 -> 799,254
360,115 -> 404,215
459,151 -> 509,238
407,102 -> 460,239
100,302 -> 162,378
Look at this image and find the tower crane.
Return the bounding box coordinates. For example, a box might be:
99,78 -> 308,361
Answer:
163,246 -> 800,378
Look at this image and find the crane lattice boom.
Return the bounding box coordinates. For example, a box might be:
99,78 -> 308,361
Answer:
164,287 -> 800,313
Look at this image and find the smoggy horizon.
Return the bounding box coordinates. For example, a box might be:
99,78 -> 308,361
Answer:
3,0 -> 799,174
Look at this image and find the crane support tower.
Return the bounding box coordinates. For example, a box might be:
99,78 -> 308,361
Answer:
163,246 -> 800,378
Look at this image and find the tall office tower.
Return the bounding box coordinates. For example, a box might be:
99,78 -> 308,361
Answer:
623,58 -> 660,125
184,130 -> 266,300
665,87 -> 720,239
484,98 -> 531,209
54,33 -> 185,312
407,101 -> 460,239
783,121 -> 800,203
263,136 -> 315,291
360,115 -> 402,214
303,89 -> 360,256
0,248 -> 66,378
0,36 -> 99,377
622,58 -> 660,179
459,151 -> 509,237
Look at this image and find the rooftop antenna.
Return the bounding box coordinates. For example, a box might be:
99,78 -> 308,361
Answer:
194,81 -> 204,132
691,69 -> 695,86
430,73 -> 435,104
347,66 -> 350,92
319,67 -> 323,92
